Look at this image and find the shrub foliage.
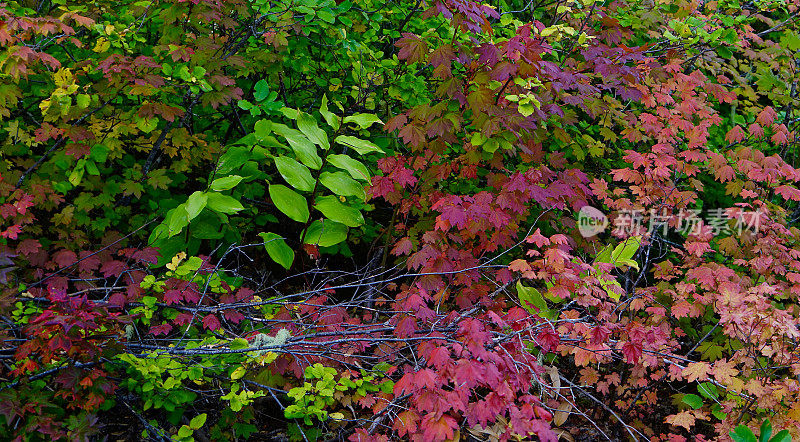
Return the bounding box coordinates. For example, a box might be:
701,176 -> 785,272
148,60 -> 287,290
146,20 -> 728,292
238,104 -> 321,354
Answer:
2,0 -> 800,440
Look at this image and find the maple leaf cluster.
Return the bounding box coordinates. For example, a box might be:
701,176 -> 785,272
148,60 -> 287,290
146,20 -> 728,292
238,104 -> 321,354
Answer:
2,0 -> 800,440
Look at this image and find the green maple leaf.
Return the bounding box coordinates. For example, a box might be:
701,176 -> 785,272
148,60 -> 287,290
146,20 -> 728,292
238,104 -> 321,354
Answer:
147,169 -> 172,190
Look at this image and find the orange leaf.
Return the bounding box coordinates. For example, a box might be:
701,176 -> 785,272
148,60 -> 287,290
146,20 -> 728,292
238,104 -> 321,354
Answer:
682,362 -> 710,382
665,410 -> 695,430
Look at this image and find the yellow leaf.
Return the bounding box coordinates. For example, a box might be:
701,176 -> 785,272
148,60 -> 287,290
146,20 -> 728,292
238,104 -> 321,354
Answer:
54,68 -> 73,88
231,366 -> 246,380
167,252 -> 187,271
39,99 -> 52,114
93,38 -> 111,53
258,352 -> 278,365
540,27 -> 558,37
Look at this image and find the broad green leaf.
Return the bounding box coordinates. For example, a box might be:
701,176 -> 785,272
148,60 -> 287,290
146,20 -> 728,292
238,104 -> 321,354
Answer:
760,420 -> 772,442
89,144 -> 109,163
280,107 -> 299,119
698,382 -> 718,399
191,215 -> 225,239
207,193 -> 244,214
518,102 -> 537,117
782,30 -> 800,51
148,224 -> 168,242
482,138 -> 499,153
84,160 -> 99,175
189,413 -> 207,430
297,112 -> 329,150
343,113 -> 383,129
314,196 -> 364,227
271,123 -> 322,169
610,236 -> 641,270
178,425 -> 193,438
769,430 -> 791,442
259,232 -> 295,270
217,145 -> 252,175
68,161 -> 85,186
254,119 -> 272,140
167,207 -> 189,238
327,154 -> 371,182
185,191 -> 208,221
594,244 -> 613,264
730,425 -> 757,442
303,219 -> 348,247
229,338 -> 249,350
319,171 -> 366,200
76,94 -> 90,108
269,184 -> 309,222
470,132 -> 487,146
755,67 -> 785,92
210,175 -> 243,191
681,394 -> 703,409
317,9 -> 334,23
176,65 -> 191,81
274,156 -> 314,192
254,79 -> 271,101
516,281 -> 555,319
137,117 -> 158,133
320,95 -> 340,131
334,135 -> 383,155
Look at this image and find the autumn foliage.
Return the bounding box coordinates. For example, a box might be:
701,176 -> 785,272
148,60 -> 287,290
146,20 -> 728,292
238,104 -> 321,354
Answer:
2,0 -> 800,440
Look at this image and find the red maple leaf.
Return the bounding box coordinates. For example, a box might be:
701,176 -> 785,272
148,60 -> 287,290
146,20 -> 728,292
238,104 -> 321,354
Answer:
393,410 -> 420,437
756,106 -> 777,126
391,237 -> 414,256
236,287 -> 255,302
455,359 -> 483,388
223,309 -> 245,324
163,289 -> 183,305
100,260 -> 126,278
174,312 -> 195,326
426,346 -> 451,370
421,413 -> 457,442
201,314 -> 221,331
108,293 -> 127,308
537,328 -> 560,352
414,368 -> 438,391
16,239 -> 40,257
395,33 -> 428,63
589,325 -> 612,345
77,251 -> 101,273
52,249 -> 77,268
149,323 -> 172,336
395,316 -> 416,338
398,123 -> 425,147
621,341 -> 642,364
394,372 -> 415,396
384,114 -> 408,133
725,125 -> 747,143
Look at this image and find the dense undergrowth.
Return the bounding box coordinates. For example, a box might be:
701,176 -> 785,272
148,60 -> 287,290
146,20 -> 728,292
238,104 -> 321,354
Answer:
2,0 -> 800,440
